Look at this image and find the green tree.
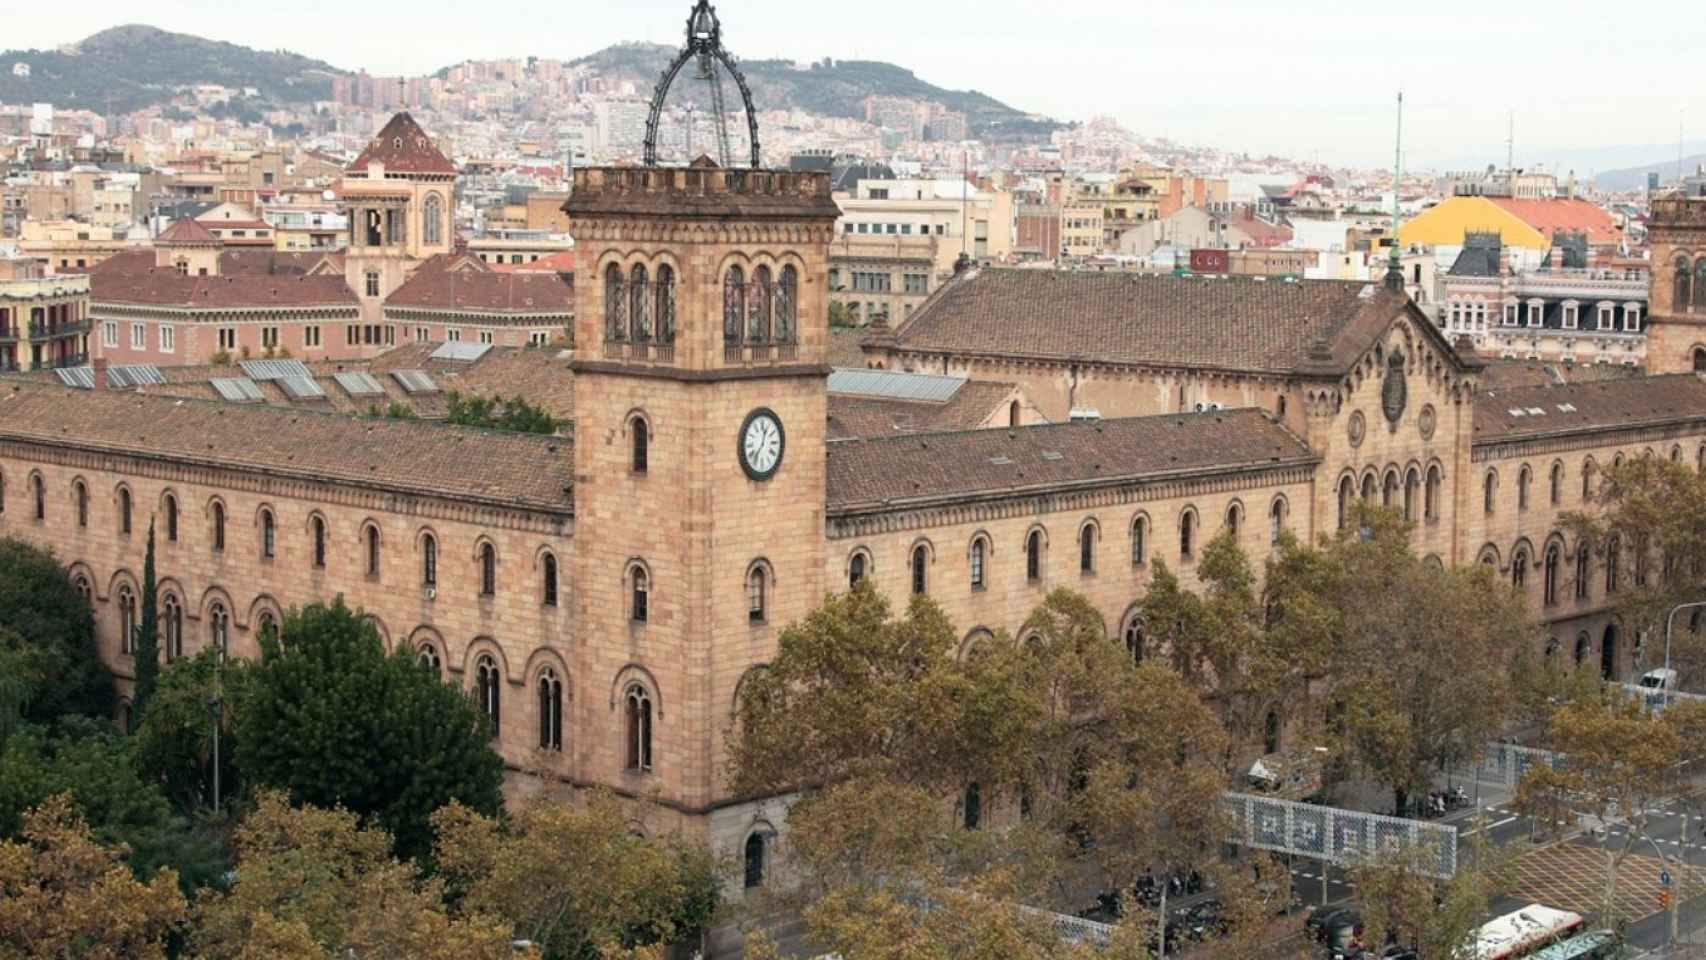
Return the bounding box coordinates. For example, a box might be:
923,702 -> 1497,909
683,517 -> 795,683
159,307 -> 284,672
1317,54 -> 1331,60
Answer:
1350,840 -> 1514,960
133,522 -> 161,723
0,537 -> 114,724
132,648 -> 248,814
234,599 -> 504,859
445,391 -> 561,435
191,790 -> 524,960
0,794 -> 187,960
432,793 -> 718,960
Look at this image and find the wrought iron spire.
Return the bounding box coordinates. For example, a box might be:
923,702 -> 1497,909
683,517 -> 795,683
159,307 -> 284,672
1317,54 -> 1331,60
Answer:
1385,90 -> 1406,294
642,1 -> 762,168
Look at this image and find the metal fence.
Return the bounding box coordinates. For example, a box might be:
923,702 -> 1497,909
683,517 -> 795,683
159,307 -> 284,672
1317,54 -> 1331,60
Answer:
1220,791 -> 1459,879
1454,742 -> 1567,791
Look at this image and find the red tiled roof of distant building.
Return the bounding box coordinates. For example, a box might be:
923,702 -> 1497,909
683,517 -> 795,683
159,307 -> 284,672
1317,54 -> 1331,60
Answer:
157,217 -> 221,245
384,268 -> 572,314
91,270 -> 358,309
1486,198 -> 1622,247
347,112 -> 456,175
88,249 -> 158,277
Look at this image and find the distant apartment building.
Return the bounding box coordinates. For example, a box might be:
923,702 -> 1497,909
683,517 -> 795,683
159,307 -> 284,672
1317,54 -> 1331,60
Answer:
0,267 -> 90,373
1441,166 -> 1561,199
834,178 -> 1013,277
1436,232 -> 1647,366
16,221 -> 146,274
827,234 -> 937,325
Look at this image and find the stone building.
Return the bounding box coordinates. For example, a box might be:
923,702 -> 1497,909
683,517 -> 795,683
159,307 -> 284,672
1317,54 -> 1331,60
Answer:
5,14 -> 1706,899
0,270 -> 90,372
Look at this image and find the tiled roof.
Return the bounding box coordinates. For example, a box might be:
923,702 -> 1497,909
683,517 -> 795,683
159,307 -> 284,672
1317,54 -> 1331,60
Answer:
889,268 -> 1418,377
827,328 -> 870,368
0,382 -> 571,513
384,268 -> 573,314
157,218 -> 220,245
1487,198 -> 1622,248
91,270 -> 358,309
87,249 -> 157,276
217,250 -> 342,276
1473,374 -> 1706,443
1476,359 -> 1643,392
827,380 -> 1019,440
487,251 -> 576,274
826,408 -> 1316,512
348,112 -> 456,176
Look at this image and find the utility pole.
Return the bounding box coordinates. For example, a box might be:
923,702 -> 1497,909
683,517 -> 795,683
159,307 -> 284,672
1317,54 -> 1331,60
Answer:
1507,109 -> 1515,173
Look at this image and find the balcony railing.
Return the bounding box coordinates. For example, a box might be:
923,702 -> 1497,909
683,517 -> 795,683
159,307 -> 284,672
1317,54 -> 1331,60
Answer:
28,319 -> 92,340
0,327 -> 16,344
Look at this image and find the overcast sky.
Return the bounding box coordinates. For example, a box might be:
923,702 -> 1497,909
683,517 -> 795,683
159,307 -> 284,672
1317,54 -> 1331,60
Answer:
9,0 -> 1706,171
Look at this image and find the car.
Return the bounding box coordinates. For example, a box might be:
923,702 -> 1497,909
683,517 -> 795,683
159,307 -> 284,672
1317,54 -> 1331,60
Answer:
1179,899 -> 1228,940
1308,905 -> 1356,941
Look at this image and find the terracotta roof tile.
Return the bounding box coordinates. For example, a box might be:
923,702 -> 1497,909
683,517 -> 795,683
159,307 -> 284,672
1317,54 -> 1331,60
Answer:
384,269 -> 573,315
156,218 -> 221,245
827,328 -> 870,368
827,380 -> 1019,439
0,382 -> 571,513
1473,374 -> 1706,443
91,270 -> 358,309
1486,198 -> 1623,247
347,112 -> 456,176
826,408 -> 1315,512
890,268 -> 1419,377
217,250 -> 341,276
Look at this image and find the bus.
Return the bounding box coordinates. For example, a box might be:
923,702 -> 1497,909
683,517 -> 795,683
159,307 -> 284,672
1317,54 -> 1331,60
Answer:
1528,930 -> 1620,960
1471,905 -> 1586,960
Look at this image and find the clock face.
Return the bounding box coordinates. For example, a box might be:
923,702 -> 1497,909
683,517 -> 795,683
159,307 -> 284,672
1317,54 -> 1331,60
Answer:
739,408 -> 784,481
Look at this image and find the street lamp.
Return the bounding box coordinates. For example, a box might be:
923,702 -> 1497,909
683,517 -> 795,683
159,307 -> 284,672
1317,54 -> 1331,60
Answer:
1661,600 -> 1706,709
206,692 -> 222,812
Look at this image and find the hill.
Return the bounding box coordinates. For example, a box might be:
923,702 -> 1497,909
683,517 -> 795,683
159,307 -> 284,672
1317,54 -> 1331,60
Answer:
0,25 -> 344,114
569,43 -> 1057,140
1594,150 -> 1706,193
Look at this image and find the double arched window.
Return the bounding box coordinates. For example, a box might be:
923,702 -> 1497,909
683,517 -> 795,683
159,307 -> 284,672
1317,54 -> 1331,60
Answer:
1122,616 -> 1145,664
1542,544 -> 1560,606
475,654 -> 501,730
117,586 -> 136,655
163,594 -> 183,661
1575,543 -> 1590,601
418,643 -> 442,677
208,602 -> 228,653
625,684 -> 654,772
537,668 -> 562,751
1511,549 -> 1529,590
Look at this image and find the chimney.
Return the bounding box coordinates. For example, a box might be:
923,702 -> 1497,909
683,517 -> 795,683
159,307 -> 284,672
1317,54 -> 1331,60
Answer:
92,355 -> 107,391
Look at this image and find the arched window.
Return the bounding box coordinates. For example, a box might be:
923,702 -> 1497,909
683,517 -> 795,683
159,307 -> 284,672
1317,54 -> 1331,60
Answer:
1361,473 -> 1377,501
629,263 -> 650,342
1123,617 -> 1144,664
1676,256 -> 1692,309
749,265 -> 773,343
418,643 -> 442,677
1549,462 -> 1563,506
312,515 -> 326,568
537,668 -> 562,751
969,537 -> 986,589
257,611 -> 276,642
211,501 -> 226,552
911,544 -> 929,594
73,575 -> 90,601
631,417 -> 648,474
542,553 -> 559,607
631,566 -> 649,623
117,586 -> 136,655
1574,632 -> 1589,666
1575,542 -> 1590,600
1606,535 -> 1621,593
423,193 -> 443,246
1179,509 -> 1196,560
962,783 -> 982,830
1382,471 -> 1399,508
1403,468 -> 1419,521
365,524 -> 380,576
848,551 -> 867,588
748,564 -> 767,622
74,480 -> 87,527
776,265 -> 799,343
1224,504 -> 1241,540
209,602 -> 228,653
655,264 -> 676,343
422,533 -> 438,587
1264,711 -> 1281,755
1695,260 -> 1706,308
1517,465 -> 1531,511
1338,476 -> 1353,529
1483,471 -> 1497,515
165,493 -> 178,542
1582,460 -> 1596,500
163,594 -> 182,661
1079,523 -> 1097,574
744,833 -> 767,889
723,265 -> 746,349
479,543 -> 496,597
1696,349 -> 1706,374
475,654 -> 501,729
625,684 -> 653,771
1131,515 -> 1147,565
1543,545 -> 1560,606
260,509 -> 275,559
31,474 -> 44,520
1009,400 -> 1021,427
1674,445 -> 1685,464
1512,549 -> 1528,590
1026,529 -> 1043,582
604,263 -> 626,341
1425,465 -> 1442,521
1270,498 -> 1286,544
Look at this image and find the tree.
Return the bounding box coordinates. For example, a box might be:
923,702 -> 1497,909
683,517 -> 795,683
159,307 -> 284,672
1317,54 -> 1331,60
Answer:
445,391 -> 562,435
431,793 -> 719,960
0,793 -> 187,960
234,599 -> 504,860
1516,685 -> 1680,924
0,537 -> 114,724
1349,840 -> 1513,960
131,648 -> 247,814
133,522 -> 160,723
191,791 -> 524,960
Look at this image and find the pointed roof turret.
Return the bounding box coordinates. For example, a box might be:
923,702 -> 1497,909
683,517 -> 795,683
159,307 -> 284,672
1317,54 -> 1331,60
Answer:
156,217 -> 220,246
348,112 -> 456,176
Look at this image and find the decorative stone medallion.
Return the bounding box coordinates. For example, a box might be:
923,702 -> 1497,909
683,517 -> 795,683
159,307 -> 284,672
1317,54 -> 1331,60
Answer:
1347,410 -> 1366,448
1418,403 -> 1437,441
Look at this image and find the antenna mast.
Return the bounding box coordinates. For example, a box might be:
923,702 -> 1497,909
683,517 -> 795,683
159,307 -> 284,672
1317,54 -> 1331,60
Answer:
1385,91 -> 1405,293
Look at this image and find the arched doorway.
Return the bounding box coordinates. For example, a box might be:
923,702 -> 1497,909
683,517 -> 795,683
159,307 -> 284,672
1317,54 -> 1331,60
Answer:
743,832 -> 766,889
1601,624 -> 1618,681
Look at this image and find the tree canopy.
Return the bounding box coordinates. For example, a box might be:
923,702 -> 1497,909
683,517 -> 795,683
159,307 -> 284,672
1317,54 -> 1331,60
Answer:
0,537 -> 114,725
445,391 -> 563,435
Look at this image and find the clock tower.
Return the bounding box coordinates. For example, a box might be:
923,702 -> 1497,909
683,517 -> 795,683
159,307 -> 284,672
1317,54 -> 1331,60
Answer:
564,162 -> 840,829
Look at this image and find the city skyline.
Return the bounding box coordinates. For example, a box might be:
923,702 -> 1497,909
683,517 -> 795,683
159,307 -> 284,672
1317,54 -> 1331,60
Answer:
7,0 -> 1706,170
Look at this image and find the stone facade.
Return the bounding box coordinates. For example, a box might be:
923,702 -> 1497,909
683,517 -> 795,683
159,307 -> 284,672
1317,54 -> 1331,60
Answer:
1647,194 -> 1706,374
